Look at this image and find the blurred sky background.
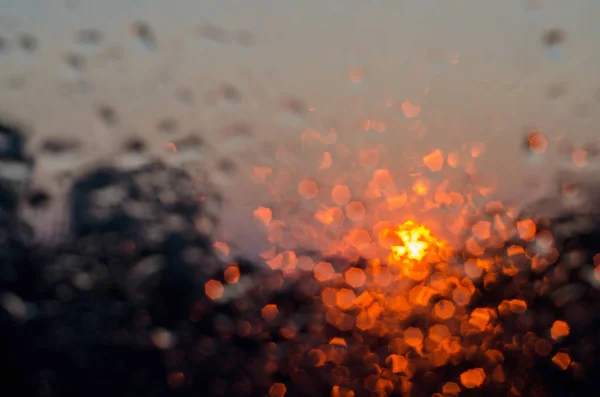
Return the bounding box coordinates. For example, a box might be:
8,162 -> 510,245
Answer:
1,0 -> 600,258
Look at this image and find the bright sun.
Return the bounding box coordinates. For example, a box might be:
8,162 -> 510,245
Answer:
379,220 -> 447,264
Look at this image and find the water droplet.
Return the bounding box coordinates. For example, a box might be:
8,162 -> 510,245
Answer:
222,122 -> 253,150
199,24 -> 228,43
218,158 -> 237,176
40,138 -> 80,155
234,30 -> 254,46
280,97 -> 308,126
19,33 -> 38,53
218,83 -> 241,106
28,190 -> 51,208
169,135 -> 204,163
97,105 -> 118,127
64,52 -> 86,73
132,21 -> 157,51
543,29 -> 565,47
75,28 -> 104,46
542,29 -> 565,61
157,117 -> 179,134
124,137 -> 146,153
175,87 -> 194,105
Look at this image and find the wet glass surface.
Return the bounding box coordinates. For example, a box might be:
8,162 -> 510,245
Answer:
1,1 -> 600,396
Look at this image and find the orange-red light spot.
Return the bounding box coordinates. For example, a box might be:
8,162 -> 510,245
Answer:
517,219 -> 536,241
383,221 -> 445,264
448,152 -> 460,168
345,201 -> 367,221
165,142 -> 177,152
404,327 -> 424,347
205,280 -> 224,300
373,169 -> 397,193
552,352 -> 571,371
319,151 -> 333,169
354,291 -> 374,308
423,149 -> 445,172
213,241 -> 229,256
345,267 -> 366,288
485,201 -> 504,214
453,287 -> 472,306
314,261 -> 335,282
301,128 -> 321,143
347,67 -> 365,83
509,299 -> 527,314
253,206 -> 272,226
269,382 -> 287,397
401,100 -> 421,119
572,149 -> 587,168
332,185 -> 352,206
528,131 -> 548,153
307,349 -> 326,367
434,300 -> 455,320
507,245 -> 525,256
267,220 -> 286,243
386,354 -> 408,373
224,265 -> 240,284
252,166 -> 272,182
298,179 -> 319,199
387,193 -> 408,210
460,368 -> 486,388
329,337 -> 347,347
315,207 -> 344,226
412,178 -> 429,195
464,259 -> 483,279
336,288 -> 357,310
472,221 -> 491,240
359,148 -> 380,169
266,253 -> 283,270
409,285 -> 437,306
297,256 -> 315,271
428,324 -> 451,344
373,267 -> 393,287
470,142 -> 486,158
262,304 -> 279,322
551,320 -> 570,340
469,308 -> 491,331
442,382 -> 461,396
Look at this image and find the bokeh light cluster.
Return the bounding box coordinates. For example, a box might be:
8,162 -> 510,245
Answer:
193,130 -> 600,397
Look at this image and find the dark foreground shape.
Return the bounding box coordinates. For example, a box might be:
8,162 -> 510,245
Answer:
1,121 -> 600,396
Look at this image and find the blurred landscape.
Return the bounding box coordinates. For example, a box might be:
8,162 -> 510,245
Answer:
2,1 -> 600,396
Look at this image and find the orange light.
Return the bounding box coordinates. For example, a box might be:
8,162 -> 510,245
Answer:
460,368 -> 486,388
253,206 -> 273,226
262,304 -> 279,322
224,265 -> 240,284
528,131 -> 548,153
213,241 -> 230,256
550,320 -> 570,340
269,382 -> 287,397
552,352 -> 571,371
205,280 -> 224,300
423,149 -> 445,172
401,100 -> 421,119
379,221 -> 447,265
